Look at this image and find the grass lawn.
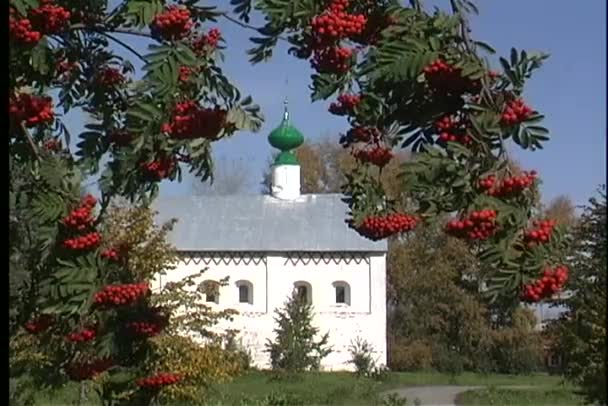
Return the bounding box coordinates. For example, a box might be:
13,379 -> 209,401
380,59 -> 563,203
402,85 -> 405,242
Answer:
455,386 -> 585,406
16,370 -> 572,405
203,370 -> 569,405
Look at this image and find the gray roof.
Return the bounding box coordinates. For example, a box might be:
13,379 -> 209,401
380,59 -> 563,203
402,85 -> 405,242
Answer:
152,194 -> 387,253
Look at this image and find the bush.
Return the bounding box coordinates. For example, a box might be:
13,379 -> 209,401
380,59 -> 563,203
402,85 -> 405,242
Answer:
388,338 -> 433,371
148,335 -> 244,404
348,337 -> 376,377
266,291 -> 331,373
431,345 -> 465,378
486,308 -> 544,374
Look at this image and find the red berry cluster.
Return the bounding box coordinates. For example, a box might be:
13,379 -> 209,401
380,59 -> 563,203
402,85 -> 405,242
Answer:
355,213 -> 418,240
445,209 -> 498,240
478,171 -> 537,198
501,98 -> 533,126
66,358 -> 113,381
523,219 -> 557,246
63,231 -> 102,251
310,7 -> 367,48
161,101 -> 226,141
66,327 -> 97,343
423,59 -> 480,95
178,66 -> 194,82
193,28 -> 221,55
353,146 -> 393,167
311,46 -> 353,75
93,283 -> 150,307
128,321 -> 163,337
9,93 -> 54,127
9,16 -> 41,45
521,265 -> 569,303
29,2 -> 71,35
96,67 -> 125,87
141,157 -> 176,181
62,194 -> 97,231
101,248 -> 120,261
434,115 -> 472,145
127,317 -> 167,337
24,315 -> 54,334
340,126 -> 381,147
329,94 -> 361,116
137,373 -> 182,389
150,6 -> 193,41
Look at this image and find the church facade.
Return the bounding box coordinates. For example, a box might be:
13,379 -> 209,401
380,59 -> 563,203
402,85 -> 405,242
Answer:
152,104 -> 388,371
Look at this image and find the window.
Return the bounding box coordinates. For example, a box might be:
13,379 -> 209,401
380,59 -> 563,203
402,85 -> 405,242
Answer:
202,280 -> 219,304
293,281 -> 312,304
236,280 -> 253,304
332,281 -> 351,305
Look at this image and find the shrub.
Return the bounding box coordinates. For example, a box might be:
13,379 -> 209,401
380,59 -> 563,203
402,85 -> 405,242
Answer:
486,308 -> 544,374
266,291 -> 331,373
431,345 -> 465,378
388,338 -> 433,371
348,337 -> 376,377
148,335 -> 244,404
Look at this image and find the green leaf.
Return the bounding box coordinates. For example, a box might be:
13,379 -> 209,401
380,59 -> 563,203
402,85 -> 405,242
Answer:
310,73 -> 341,101
126,0 -> 163,27
474,40 -> 496,54
30,38 -> 51,74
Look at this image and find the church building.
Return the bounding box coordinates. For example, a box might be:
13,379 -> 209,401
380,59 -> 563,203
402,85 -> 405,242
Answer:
153,103 -> 388,371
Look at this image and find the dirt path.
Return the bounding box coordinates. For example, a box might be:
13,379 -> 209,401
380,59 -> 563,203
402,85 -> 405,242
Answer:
383,384 -> 533,406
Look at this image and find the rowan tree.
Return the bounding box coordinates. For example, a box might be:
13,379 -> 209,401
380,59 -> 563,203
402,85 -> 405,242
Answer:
240,0 -> 571,303
9,0 -> 577,403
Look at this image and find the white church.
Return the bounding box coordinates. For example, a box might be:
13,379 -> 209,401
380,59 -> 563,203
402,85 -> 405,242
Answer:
153,104 -> 388,371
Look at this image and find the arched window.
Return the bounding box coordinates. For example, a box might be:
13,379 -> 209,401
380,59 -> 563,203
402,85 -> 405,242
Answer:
293,281 -> 312,304
332,281 -> 351,305
236,280 -> 253,304
202,280 -> 220,304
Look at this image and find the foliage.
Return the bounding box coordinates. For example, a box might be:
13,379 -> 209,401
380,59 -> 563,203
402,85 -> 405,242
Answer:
348,337 -> 377,377
266,291 -> 332,373
549,185 -> 607,405
388,338 -> 433,371
243,0 -> 571,304
8,0 -> 577,403
101,202 -> 178,281
542,195 -> 578,228
485,308 -> 544,374
147,335 -> 244,405
192,158 -> 253,196
10,0 -> 264,402
387,219 -> 545,374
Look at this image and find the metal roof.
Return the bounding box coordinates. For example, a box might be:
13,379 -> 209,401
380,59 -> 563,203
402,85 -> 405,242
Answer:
152,194 -> 387,253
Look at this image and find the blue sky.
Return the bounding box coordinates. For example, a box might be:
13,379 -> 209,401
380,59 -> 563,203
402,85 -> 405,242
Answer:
70,1 -> 606,206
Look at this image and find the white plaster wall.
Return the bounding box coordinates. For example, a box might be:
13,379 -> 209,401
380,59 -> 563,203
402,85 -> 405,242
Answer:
155,252 -> 387,371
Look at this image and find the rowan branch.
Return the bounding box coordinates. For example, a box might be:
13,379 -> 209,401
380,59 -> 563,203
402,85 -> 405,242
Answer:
96,31 -> 147,63
217,11 -> 290,42
19,123 -> 40,160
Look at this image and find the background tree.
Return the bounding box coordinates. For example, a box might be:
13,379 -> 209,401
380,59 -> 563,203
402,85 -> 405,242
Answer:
266,291 -> 332,373
549,185 -> 606,405
191,158 -> 252,196
542,195 -> 578,228
261,138 -> 408,197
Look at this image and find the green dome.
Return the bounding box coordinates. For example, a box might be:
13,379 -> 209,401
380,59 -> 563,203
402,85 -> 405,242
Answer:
268,102 -> 304,165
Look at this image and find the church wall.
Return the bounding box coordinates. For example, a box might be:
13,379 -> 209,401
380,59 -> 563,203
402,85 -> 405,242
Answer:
156,251 -> 387,372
